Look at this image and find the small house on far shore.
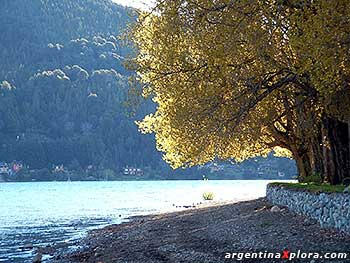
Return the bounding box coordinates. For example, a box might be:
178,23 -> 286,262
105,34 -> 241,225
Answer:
123,166 -> 143,176
0,162 -> 9,174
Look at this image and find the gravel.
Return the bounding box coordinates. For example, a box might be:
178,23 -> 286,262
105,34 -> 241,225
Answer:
49,198 -> 350,263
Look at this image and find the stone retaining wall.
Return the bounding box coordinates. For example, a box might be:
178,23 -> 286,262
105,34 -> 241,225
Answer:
266,184 -> 350,233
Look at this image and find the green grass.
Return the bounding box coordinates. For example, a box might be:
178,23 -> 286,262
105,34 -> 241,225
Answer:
202,191 -> 215,200
269,182 -> 346,193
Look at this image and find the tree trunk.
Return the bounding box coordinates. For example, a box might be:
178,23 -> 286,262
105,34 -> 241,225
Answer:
293,96 -> 322,182
309,127 -> 324,179
322,116 -> 350,185
292,146 -> 312,181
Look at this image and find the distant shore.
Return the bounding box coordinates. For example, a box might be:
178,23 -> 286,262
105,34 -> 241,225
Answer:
0,175 -> 296,183
50,198 -> 350,263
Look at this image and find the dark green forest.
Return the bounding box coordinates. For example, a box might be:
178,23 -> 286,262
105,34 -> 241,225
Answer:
0,0 -> 296,181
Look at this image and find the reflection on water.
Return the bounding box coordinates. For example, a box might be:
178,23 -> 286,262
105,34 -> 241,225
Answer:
0,180 -> 284,262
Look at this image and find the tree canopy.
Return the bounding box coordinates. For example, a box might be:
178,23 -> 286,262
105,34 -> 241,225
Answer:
131,0 -> 350,184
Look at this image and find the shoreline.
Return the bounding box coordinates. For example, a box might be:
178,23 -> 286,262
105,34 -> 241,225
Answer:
0,178 -> 296,183
49,198 -> 350,263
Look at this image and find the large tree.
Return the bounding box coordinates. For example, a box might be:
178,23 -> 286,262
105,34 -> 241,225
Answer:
288,0 -> 350,184
130,0 -> 350,184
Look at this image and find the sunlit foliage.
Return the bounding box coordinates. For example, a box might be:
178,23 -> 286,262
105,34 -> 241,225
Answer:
130,0 -> 350,183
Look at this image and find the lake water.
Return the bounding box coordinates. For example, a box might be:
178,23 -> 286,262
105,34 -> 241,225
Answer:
0,180 -> 288,262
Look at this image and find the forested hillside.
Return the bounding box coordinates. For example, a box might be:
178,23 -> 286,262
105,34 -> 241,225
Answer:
0,0 -> 296,181
0,0 -> 167,179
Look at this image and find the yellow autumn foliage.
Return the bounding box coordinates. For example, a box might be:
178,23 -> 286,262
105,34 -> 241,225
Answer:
130,0 -> 349,169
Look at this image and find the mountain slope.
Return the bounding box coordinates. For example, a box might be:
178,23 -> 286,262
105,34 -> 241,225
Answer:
0,0 -> 167,179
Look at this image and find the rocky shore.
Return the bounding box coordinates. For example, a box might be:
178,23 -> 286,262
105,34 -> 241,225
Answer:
50,198 -> 350,263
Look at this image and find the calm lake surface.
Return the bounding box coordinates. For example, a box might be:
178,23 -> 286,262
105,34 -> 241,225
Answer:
0,180 -> 289,262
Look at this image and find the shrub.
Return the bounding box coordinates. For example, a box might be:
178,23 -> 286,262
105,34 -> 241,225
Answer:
202,191 -> 214,200
302,173 -> 323,184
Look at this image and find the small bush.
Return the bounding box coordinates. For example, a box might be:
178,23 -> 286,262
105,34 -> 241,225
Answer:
202,191 -> 214,200
302,173 -> 323,184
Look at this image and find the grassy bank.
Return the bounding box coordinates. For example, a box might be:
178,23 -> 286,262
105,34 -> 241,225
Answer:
269,182 -> 346,193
